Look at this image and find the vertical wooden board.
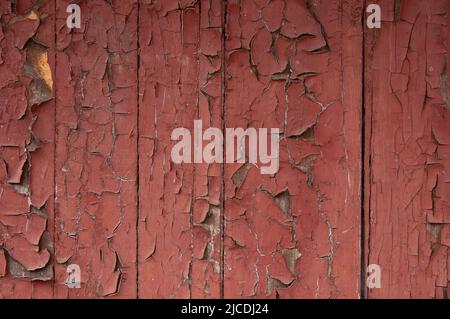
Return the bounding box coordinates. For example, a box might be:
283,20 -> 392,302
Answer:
192,0 -> 224,299
138,0 -> 196,298
0,0 -> 55,298
223,0 -> 363,298
27,0 -> 56,299
365,0 -> 450,298
55,0 -> 138,298
4,0 -> 449,301
138,0 -> 223,299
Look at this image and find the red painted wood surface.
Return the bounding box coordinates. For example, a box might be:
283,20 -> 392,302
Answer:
223,0 -> 362,298
54,0 -> 138,298
138,0 -> 223,298
0,0 -> 448,299
0,0 -> 55,298
364,0 -> 450,298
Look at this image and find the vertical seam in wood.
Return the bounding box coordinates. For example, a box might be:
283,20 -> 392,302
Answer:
361,0 -> 367,299
220,0 -> 228,300
363,0 -> 375,300
53,0 -> 57,298
136,0 -> 141,299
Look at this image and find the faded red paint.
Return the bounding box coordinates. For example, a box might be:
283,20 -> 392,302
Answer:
223,0 -> 362,298
138,0 -> 223,298
0,0 -> 449,299
364,0 -> 450,298
0,0 -> 54,299
54,0 -> 138,298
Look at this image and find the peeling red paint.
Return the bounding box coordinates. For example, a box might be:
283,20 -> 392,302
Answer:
365,0 -> 450,299
25,213 -> 47,246
138,0 -> 222,299
0,250 -> 7,277
6,236 -> 50,271
0,0 -> 449,299
223,0 -> 363,298
54,0 -> 138,298
0,0 -> 55,298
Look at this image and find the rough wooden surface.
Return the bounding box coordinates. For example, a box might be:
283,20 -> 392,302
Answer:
364,0 -> 450,299
0,0 -> 55,298
0,0 -> 449,299
138,0 -> 223,298
54,0 -> 138,298
223,0 -> 363,298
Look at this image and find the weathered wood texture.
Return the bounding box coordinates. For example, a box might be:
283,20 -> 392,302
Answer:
365,0 -> 450,298
0,0 -> 55,298
223,0 -> 363,298
54,0 -> 138,298
0,0 -> 449,299
138,0 -> 223,298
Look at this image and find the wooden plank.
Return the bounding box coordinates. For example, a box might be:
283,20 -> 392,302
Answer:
55,0 -> 138,298
223,0 -> 363,298
365,0 -> 450,298
138,0 -> 223,299
3,0 -> 449,300
191,0 -> 224,299
0,0 -> 55,298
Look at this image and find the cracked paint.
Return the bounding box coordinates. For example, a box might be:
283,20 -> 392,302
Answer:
0,0 -> 449,300
0,0 -> 55,298
54,0 -> 138,298
138,0 -> 222,299
223,0 -> 363,298
365,0 -> 450,299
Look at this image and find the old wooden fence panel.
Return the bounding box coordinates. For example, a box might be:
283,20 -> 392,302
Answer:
0,0 -> 448,299
222,0 -> 363,298
364,0 -> 450,299
0,0 -> 55,298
